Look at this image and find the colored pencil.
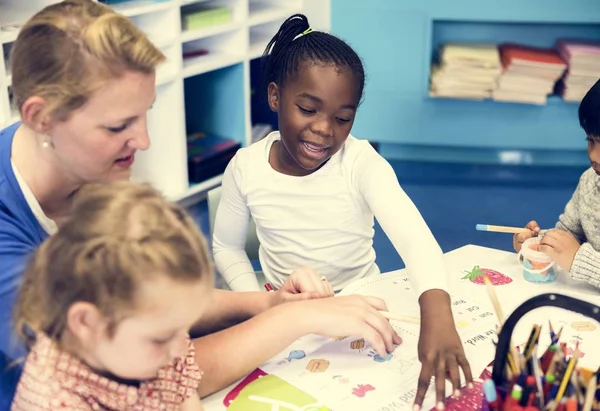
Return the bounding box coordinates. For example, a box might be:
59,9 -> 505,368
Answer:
476,224 -> 548,234
483,276 -> 521,374
379,311 -> 421,324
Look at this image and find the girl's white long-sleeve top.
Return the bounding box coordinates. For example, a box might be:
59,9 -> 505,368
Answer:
212,132 -> 449,295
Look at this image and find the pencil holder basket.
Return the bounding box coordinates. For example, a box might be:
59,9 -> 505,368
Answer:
483,293 -> 600,409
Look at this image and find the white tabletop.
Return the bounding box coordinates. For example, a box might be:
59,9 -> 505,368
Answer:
201,244 -> 600,410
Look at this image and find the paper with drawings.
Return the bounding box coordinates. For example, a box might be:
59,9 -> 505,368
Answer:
262,273 -> 499,411
341,273 -> 499,379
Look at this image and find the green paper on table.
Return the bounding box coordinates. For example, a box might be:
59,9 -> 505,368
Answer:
228,374 -> 331,411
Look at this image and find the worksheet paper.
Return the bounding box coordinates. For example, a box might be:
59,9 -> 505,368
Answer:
262,273 -> 499,411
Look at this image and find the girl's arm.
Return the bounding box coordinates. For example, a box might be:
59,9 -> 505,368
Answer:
212,157 -> 261,292
193,294 -> 401,398
190,270 -> 336,336
353,146 -> 472,407
189,289 -> 275,336
353,149 -> 448,297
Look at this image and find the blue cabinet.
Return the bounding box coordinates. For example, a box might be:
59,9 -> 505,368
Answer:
332,0 -> 600,164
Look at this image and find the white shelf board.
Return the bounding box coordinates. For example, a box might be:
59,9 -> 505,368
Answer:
183,52 -> 244,78
171,173 -> 223,203
147,33 -> 177,49
248,3 -> 299,27
181,21 -> 243,43
248,41 -> 268,60
110,0 -> 174,18
0,27 -> 20,44
156,67 -> 179,85
248,32 -> 271,59
180,0 -> 214,6
5,73 -> 12,87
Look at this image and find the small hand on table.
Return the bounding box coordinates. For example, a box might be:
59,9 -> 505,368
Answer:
271,267 -> 334,306
414,290 -> 474,410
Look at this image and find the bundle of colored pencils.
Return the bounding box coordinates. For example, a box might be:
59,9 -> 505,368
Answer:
481,321 -> 599,411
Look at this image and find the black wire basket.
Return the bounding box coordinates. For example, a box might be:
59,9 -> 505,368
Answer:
485,293 -> 600,409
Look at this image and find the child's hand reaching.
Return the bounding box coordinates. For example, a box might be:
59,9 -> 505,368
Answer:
294,295 -> 402,357
414,290 -> 473,410
539,229 -> 580,271
513,220 -> 541,252
274,267 -> 334,305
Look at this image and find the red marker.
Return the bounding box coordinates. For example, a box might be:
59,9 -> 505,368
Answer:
264,283 -> 274,292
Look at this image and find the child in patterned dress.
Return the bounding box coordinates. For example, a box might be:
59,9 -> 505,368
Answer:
11,182 -> 213,410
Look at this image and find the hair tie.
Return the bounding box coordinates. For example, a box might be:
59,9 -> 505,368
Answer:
293,27 -> 313,41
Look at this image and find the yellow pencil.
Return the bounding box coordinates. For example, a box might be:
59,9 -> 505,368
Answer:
483,276 -> 521,374
554,347 -> 580,406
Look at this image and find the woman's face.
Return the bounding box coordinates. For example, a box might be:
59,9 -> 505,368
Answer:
47,70 -> 156,184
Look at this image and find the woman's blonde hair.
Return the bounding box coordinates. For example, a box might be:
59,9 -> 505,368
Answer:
11,0 -> 165,121
14,181 -> 213,349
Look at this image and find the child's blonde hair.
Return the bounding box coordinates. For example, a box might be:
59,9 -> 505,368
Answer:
10,0 -> 165,121
14,181 -> 213,349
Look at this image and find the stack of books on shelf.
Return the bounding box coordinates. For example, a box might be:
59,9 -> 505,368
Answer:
556,39 -> 600,103
186,132 -> 241,183
429,43 -> 501,100
493,43 -> 567,105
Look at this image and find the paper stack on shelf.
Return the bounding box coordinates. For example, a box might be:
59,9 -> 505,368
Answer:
429,43 -> 501,100
556,39 -> 600,103
493,43 -> 567,105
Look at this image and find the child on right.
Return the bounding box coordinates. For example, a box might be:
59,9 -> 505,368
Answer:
514,78 -> 600,289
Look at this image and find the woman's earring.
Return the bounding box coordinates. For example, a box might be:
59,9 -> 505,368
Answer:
41,136 -> 53,149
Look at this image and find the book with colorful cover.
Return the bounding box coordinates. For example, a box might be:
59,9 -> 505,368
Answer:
186,132 -> 240,182
498,43 -> 567,70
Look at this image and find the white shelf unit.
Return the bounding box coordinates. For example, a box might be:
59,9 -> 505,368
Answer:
0,0 -> 305,204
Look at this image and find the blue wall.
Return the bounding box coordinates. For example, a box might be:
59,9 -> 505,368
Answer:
331,0 -> 600,165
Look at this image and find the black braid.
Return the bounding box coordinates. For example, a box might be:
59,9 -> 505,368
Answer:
579,78 -> 600,138
261,14 -> 365,104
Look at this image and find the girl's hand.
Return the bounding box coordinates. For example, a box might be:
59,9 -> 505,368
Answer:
271,267 -> 334,306
292,295 -> 402,357
414,290 -> 473,410
513,220 -> 541,252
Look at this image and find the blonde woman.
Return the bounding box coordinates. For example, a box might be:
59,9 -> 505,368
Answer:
0,0 -> 400,406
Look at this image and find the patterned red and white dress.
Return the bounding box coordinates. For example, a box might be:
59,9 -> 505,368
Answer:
11,333 -> 202,410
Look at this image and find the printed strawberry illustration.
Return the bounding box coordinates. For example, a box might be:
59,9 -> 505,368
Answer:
461,265 -> 513,286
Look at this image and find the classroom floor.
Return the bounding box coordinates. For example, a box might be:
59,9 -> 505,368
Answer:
187,160 -> 586,278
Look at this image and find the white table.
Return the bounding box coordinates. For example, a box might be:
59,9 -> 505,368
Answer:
202,244 -> 600,410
